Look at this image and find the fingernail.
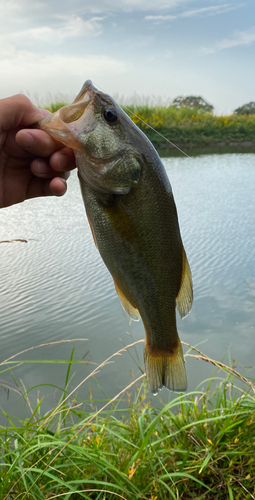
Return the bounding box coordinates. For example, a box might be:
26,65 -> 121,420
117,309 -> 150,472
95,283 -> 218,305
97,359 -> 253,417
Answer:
57,154 -> 68,170
20,132 -> 34,148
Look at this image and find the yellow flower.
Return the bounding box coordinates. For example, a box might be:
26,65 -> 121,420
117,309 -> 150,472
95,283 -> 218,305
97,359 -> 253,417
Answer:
128,466 -> 135,479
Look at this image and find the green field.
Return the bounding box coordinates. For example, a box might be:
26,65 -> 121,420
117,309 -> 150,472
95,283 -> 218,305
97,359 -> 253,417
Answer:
1,341 -> 254,499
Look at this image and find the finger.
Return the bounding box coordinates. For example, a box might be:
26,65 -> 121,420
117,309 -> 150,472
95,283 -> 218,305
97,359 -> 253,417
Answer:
49,147 -> 76,172
15,128 -> 64,158
0,94 -> 44,131
39,109 -> 52,117
30,158 -> 70,180
26,176 -> 67,200
49,177 -> 68,196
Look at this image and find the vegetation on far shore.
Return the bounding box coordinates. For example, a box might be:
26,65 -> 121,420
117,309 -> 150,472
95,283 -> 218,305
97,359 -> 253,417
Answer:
43,100 -> 255,151
124,105 -> 255,149
0,340 -> 254,499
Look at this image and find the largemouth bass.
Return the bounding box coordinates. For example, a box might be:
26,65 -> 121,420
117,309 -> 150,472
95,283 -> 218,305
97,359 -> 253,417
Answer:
39,80 -> 193,395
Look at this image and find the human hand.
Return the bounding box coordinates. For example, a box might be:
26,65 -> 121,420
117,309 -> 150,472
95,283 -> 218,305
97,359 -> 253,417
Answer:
0,94 -> 76,208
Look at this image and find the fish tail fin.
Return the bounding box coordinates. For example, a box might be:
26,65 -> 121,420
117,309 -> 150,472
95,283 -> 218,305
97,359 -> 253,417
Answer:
144,337 -> 187,395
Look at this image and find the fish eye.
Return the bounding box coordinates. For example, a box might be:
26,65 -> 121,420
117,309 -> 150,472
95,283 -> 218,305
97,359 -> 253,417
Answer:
103,107 -> 118,124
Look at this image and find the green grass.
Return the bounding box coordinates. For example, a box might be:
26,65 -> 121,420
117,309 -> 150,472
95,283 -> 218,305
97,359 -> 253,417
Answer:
0,341 -> 254,499
44,101 -> 70,113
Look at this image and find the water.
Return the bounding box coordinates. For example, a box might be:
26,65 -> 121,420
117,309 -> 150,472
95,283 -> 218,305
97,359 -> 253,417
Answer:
0,153 -> 254,419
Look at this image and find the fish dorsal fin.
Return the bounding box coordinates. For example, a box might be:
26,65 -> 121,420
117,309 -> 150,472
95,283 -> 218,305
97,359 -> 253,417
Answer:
176,248 -> 193,319
114,280 -> 140,321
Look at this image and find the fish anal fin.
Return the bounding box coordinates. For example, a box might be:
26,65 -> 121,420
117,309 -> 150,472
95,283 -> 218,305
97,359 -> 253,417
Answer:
114,280 -> 140,321
144,337 -> 187,395
176,247 -> 193,319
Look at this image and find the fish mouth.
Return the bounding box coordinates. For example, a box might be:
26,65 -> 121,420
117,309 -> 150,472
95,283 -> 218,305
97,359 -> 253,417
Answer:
38,80 -> 98,148
71,79 -> 97,104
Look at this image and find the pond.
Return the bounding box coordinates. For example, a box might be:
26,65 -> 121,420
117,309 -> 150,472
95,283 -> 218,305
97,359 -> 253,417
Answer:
0,152 -> 254,419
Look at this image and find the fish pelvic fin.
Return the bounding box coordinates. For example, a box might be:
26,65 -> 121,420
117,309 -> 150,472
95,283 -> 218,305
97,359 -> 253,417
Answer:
114,280 -> 140,321
144,337 -> 187,395
176,247 -> 193,319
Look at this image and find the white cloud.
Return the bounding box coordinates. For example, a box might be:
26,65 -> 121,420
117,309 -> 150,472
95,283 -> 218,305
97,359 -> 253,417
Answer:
0,0 -> 23,14
0,0 -> 186,18
56,15 -> 104,37
1,52 -> 127,78
99,0 -> 184,11
0,51 -> 128,99
181,3 -> 238,17
144,3 -> 243,23
145,15 -> 176,22
0,15 -> 103,49
202,27 -> 255,54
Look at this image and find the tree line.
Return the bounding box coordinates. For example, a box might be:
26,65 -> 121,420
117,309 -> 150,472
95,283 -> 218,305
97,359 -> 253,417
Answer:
173,95 -> 255,115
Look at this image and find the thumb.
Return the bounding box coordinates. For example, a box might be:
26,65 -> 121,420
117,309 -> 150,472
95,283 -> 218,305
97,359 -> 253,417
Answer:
0,94 -> 44,132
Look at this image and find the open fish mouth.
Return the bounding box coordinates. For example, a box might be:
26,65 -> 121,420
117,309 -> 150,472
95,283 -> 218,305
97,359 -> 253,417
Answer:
38,80 -> 98,149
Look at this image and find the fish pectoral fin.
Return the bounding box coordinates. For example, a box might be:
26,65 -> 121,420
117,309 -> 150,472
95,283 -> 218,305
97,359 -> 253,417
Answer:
114,280 -> 140,321
104,199 -> 138,243
144,337 -> 187,395
86,212 -> 98,249
176,247 -> 193,319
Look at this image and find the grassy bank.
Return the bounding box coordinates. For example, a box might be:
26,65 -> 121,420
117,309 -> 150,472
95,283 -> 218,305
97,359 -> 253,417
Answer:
44,101 -> 255,151
123,105 -> 255,150
0,342 -> 254,499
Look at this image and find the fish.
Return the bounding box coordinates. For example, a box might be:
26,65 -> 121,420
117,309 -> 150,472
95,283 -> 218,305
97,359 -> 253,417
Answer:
38,80 -> 193,395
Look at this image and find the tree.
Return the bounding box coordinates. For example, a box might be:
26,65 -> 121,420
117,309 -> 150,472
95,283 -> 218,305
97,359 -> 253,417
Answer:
234,102 -> 255,115
172,95 -> 214,112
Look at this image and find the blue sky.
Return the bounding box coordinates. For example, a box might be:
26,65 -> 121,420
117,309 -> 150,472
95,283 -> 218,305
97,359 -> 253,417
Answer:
1,0 -> 255,113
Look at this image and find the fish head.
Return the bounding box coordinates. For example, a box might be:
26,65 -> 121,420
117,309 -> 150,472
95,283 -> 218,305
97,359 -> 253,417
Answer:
39,80 -> 143,194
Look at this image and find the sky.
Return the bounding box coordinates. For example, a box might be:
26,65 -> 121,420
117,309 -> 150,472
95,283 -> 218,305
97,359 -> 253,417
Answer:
1,0 -> 255,114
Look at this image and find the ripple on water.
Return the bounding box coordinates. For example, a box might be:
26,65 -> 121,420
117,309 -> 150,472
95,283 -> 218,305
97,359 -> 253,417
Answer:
163,154 -> 255,301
